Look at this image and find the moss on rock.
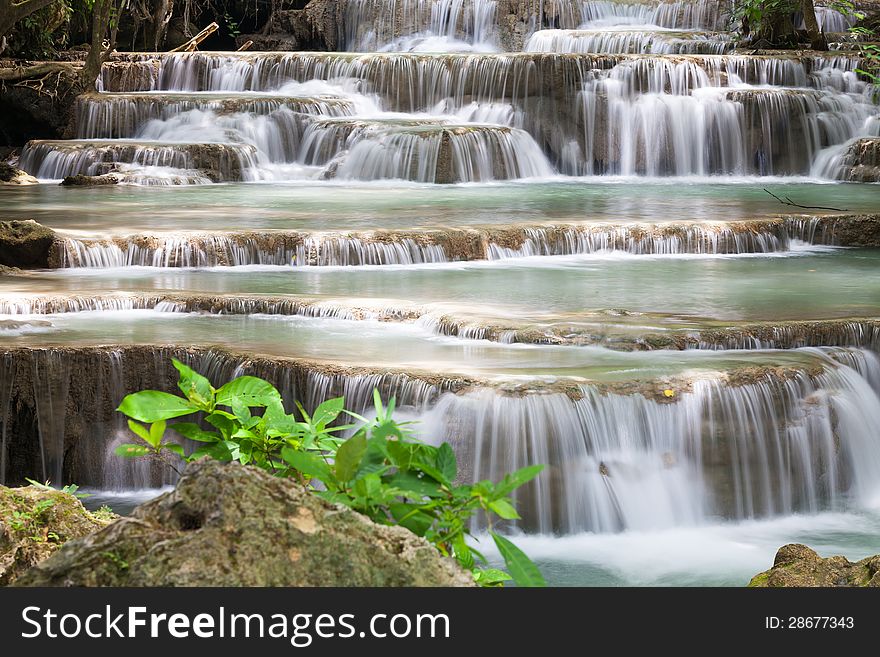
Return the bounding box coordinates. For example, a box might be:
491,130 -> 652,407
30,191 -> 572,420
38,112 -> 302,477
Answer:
0,220 -> 56,268
0,484 -> 115,585
748,543 -> 880,587
14,459 -> 476,587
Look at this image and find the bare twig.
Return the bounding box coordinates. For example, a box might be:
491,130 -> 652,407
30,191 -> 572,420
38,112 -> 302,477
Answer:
236,40 -> 253,52
763,188 -> 848,212
169,21 -> 219,52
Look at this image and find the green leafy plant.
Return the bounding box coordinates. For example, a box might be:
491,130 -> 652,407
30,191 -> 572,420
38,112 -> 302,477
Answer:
25,478 -> 91,499
116,359 -> 546,587
850,27 -> 880,86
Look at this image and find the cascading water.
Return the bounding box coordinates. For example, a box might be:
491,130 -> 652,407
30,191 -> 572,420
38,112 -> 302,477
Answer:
421,349 -> 880,533
343,0 -> 499,51
4,0 -> 880,587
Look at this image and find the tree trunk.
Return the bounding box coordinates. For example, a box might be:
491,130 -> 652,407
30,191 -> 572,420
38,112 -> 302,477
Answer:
801,0 -> 828,51
80,0 -> 127,90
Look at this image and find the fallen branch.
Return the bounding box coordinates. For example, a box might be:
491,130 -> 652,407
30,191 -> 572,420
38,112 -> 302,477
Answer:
0,62 -> 78,83
236,40 -> 254,52
169,22 -> 219,53
763,188 -> 848,212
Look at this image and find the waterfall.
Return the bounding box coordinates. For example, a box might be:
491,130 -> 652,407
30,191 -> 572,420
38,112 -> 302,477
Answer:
525,29 -> 734,55
342,0 -> 499,51
19,140 -> 258,183
48,216 -> 840,268
3,345 -> 879,526
421,349 -> 880,533
75,51 -> 877,182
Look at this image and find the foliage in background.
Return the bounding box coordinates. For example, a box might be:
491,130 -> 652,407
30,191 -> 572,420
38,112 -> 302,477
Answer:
116,359 -> 546,587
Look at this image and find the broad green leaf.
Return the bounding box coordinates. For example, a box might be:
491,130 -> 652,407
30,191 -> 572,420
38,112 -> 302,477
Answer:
436,443 -> 457,482
230,397 -> 252,424
163,443 -> 186,458
205,412 -> 236,440
263,399 -> 298,434
282,447 -> 333,482
127,419 -> 151,443
335,433 -> 367,482
388,471 -> 442,499
488,498 -> 520,520
473,568 -> 512,587
172,358 -> 213,408
494,464 -> 544,498
215,376 -> 281,407
389,503 -> 433,536
148,420 -> 167,449
490,532 -> 545,588
352,473 -> 383,501
452,535 -> 474,570
311,397 -> 344,428
114,443 -> 152,458
117,390 -> 198,422
170,422 -> 220,443
188,441 -> 233,462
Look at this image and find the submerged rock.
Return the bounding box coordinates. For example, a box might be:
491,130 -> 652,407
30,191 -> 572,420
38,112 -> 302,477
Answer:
60,173 -> 120,186
0,484 -> 114,585
748,543 -> 880,587
14,459 -> 475,587
0,220 -> 56,268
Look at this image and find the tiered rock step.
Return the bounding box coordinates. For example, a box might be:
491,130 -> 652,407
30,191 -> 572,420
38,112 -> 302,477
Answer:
102,52 -> 863,98
93,51 -> 874,178
297,118 -> 552,182
3,342 -> 879,533
19,140 -> 258,183
76,92 -> 356,139
3,291 -> 880,352
4,241 -> 880,325
42,215 -> 880,267
524,29 -> 734,54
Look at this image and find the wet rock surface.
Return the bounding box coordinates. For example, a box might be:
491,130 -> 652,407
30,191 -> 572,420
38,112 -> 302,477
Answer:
834,138 -> 880,183
0,220 -> 56,268
0,162 -> 37,185
14,459 -> 476,587
749,543 -> 880,587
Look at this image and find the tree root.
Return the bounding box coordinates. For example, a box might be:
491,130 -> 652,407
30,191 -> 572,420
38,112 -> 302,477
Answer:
0,62 -> 80,83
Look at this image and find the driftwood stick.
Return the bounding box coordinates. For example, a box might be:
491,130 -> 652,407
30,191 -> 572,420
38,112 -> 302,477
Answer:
169,22 -> 219,53
763,188 -> 848,212
236,40 -> 254,52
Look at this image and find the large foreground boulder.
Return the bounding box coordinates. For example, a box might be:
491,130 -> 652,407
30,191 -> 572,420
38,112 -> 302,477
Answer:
0,220 -> 56,268
14,460 -> 475,587
748,543 -> 880,587
0,484 -> 114,585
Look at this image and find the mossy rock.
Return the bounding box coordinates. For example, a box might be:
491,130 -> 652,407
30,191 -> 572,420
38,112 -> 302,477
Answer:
14,459 -> 476,587
0,220 -> 56,268
0,484 -> 115,585
748,543 -> 880,587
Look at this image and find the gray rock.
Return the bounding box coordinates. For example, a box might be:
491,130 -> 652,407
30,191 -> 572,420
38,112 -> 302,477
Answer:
748,543 -> 880,587
14,459 -> 476,587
